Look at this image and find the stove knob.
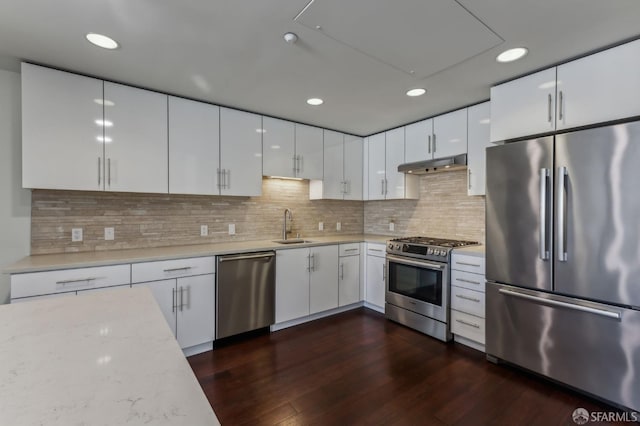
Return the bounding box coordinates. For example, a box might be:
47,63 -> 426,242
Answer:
388,243 -> 394,250
436,250 -> 442,256
427,248 -> 433,255
395,244 -> 401,250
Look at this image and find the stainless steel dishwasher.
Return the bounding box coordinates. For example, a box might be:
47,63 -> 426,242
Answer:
216,251 -> 276,339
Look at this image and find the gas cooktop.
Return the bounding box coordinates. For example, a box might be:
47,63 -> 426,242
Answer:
386,236 -> 479,261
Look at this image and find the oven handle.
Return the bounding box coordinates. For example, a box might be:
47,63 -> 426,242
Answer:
385,254 -> 445,270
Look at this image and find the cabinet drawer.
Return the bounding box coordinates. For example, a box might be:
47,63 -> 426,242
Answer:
339,243 -> 360,256
451,310 -> 485,345
366,243 -> 386,257
451,286 -> 485,318
451,253 -> 485,274
131,256 -> 215,283
11,264 -> 131,299
451,269 -> 485,292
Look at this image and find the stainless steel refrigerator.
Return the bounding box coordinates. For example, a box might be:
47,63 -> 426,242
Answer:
486,121 -> 640,411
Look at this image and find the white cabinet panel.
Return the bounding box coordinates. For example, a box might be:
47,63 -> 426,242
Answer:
131,256 -> 215,284
451,269 -> 486,292
21,63 -> 104,191
385,127 -> 406,199
490,68 -> 556,142
365,253 -> 386,309
168,97 -> 220,195
433,108 -> 467,159
343,135 -> 363,200
405,119 -> 431,162
339,243 -> 360,256
451,310 -> 485,345
362,137 -> 369,201
556,39 -> 640,130
309,245 -> 339,315
134,279 -> 177,337
367,133 -> 386,200
262,116 -> 295,177
176,274 -> 215,349
220,108 -> 263,196
295,124 -> 323,180
339,254 -> 360,306
451,286 -> 485,318
103,82 -> 168,194
322,130 -> 345,199
466,102 -> 491,196
451,253 -> 485,274
275,248 -> 310,323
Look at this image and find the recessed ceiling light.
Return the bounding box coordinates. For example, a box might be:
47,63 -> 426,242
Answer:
307,98 -> 323,106
86,33 -> 119,50
406,88 -> 426,97
95,119 -> 113,127
96,136 -> 112,143
94,98 -> 115,106
496,47 -> 528,63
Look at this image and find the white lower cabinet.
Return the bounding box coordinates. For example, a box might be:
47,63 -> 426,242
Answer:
338,243 -> 360,307
365,243 -> 386,310
450,251 -> 486,350
131,257 -> 215,350
309,245 -> 339,315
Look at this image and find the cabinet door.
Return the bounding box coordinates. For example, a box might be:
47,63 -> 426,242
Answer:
385,127 -> 406,200
21,63 -> 104,191
367,133 -> 386,200
362,137 -> 369,201
322,130 -> 345,199
365,254 -> 386,308
176,274 -> 215,349
343,135 -> 363,200
103,82 -> 168,193
309,245 -> 339,315
556,39 -> 640,131
133,279 -> 177,337
339,255 -> 360,306
295,124 -> 324,180
168,97 -> 220,195
405,119 -> 432,161
275,248 -> 310,323
262,117 -> 295,178
433,108 -> 468,159
220,108 -> 263,196
466,102 -> 491,196
490,68 -> 557,142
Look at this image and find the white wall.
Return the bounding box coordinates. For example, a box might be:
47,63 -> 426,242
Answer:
0,69 -> 30,304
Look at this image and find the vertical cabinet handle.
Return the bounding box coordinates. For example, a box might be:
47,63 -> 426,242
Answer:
107,158 -> 111,186
557,166 -> 568,262
179,287 -> 184,311
172,288 -> 176,313
547,94 -> 552,123
98,157 -> 101,186
381,179 -> 385,195
428,135 -> 431,154
225,169 -> 230,189
558,91 -> 564,121
539,168 -> 550,260
468,169 -> 472,190
310,253 -> 315,272
432,134 -> 436,153
382,264 -> 386,281
292,156 -> 298,175
306,254 -> 311,272
340,263 -> 344,280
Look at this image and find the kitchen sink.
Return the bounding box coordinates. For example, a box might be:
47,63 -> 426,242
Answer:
272,239 -> 314,244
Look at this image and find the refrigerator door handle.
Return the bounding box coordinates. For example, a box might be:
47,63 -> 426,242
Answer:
557,166 -> 568,262
498,288 -> 622,321
539,168 -> 550,260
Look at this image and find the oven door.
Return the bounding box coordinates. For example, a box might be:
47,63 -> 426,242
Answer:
385,254 -> 449,322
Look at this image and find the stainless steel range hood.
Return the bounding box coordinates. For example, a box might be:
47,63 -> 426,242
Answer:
397,154 -> 467,174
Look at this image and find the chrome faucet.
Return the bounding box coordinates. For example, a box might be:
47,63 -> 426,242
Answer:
283,209 -> 293,240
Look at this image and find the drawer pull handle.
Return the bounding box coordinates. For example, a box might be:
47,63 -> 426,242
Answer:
344,248 -> 358,252
56,277 -> 98,285
456,319 -> 481,329
369,248 -> 383,252
456,262 -> 481,267
163,267 -> 192,272
456,278 -> 481,285
456,294 -> 481,303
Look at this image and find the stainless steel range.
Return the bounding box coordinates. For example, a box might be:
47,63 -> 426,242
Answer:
385,236 -> 478,341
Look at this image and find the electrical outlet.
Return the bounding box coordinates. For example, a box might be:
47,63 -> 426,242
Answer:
228,224 -> 236,235
336,222 -> 342,231
318,222 -> 324,231
104,227 -> 115,241
200,225 -> 208,237
389,222 -> 395,232
71,228 -> 83,242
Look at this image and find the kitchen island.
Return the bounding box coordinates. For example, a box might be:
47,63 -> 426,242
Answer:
0,286 -> 219,425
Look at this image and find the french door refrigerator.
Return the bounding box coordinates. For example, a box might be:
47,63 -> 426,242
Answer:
485,121 -> 640,411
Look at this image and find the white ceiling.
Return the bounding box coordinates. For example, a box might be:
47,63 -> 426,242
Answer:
0,0 -> 638,136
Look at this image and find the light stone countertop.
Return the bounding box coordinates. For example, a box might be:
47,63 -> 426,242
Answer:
0,286 -> 220,425
452,244 -> 486,257
5,234 -> 392,274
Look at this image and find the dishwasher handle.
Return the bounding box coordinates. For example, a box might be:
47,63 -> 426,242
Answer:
218,252 -> 275,262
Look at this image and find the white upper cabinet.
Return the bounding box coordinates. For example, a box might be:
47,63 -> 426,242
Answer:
168,96 -> 220,195
21,63 -> 104,191
556,39 -> 640,131
466,102 -> 491,196
367,133 -> 386,200
294,124 -> 323,180
362,137 -> 369,201
262,116 -> 295,178
405,119 -> 431,162
432,108 -> 468,159
490,68 -> 557,143
321,130 -> 345,199
384,127 -> 406,200
219,108 -> 263,196
103,82 -> 168,194
343,135 -> 363,200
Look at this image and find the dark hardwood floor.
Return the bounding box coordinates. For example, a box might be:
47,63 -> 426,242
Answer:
188,308 -> 628,425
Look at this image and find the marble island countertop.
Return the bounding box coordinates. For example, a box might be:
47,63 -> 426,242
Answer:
5,234 -> 391,274
0,287 -> 219,425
